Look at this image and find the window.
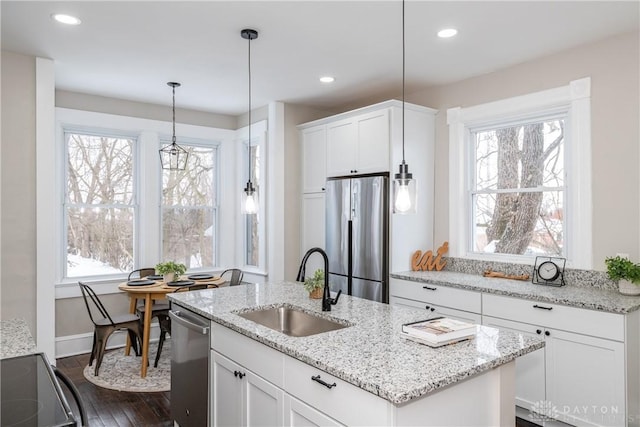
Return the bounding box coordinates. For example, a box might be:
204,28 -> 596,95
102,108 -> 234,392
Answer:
448,78 -> 592,267
245,144 -> 260,266
54,108 -> 233,289
471,116 -> 565,256
162,142 -> 217,269
237,120 -> 267,274
64,131 -> 136,277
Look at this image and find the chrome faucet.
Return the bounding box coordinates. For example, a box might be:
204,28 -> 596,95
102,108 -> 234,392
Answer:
296,247 -> 342,311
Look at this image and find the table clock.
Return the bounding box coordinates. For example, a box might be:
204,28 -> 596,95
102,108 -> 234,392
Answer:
532,256 -> 566,286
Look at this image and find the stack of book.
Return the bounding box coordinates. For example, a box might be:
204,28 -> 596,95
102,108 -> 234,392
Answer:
400,317 -> 477,347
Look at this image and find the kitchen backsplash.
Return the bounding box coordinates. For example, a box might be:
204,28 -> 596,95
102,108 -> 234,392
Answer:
442,257 -> 616,291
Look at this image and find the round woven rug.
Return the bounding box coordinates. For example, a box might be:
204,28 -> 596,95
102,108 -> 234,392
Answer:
83,340 -> 171,392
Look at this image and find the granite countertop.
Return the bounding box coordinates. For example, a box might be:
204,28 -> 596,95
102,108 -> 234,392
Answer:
169,282 -> 544,405
391,270 -> 640,314
0,318 -> 37,359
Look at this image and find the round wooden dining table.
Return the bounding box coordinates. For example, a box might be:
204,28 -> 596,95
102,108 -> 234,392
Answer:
118,276 -> 224,378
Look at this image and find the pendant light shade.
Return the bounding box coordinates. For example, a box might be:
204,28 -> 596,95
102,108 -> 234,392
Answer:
393,0 -> 417,214
241,28 -> 259,215
159,82 -> 189,170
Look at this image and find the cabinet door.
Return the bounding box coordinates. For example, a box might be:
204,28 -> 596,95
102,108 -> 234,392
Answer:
246,371 -> 285,427
301,125 -> 326,193
481,316 -> 546,412
301,193 -> 325,278
212,352 -> 244,427
284,395 -> 344,427
545,329 -> 625,427
326,119 -> 357,177
354,109 -> 389,174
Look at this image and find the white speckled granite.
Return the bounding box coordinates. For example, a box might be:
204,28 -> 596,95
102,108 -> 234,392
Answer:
0,318 -> 37,359
443,257 -> 617,291
391,270 -> 640,314
169,282 -> 544,405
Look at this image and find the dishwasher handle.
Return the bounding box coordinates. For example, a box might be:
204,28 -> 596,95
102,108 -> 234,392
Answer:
169,310 -> 210,335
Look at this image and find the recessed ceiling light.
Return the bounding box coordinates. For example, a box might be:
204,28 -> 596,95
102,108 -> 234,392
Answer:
437,28 -> 457,38
51,14 -> 81,25
319,76 -> 335,83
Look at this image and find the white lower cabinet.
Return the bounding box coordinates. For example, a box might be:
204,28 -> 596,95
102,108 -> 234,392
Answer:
483,294 -> 630,427
211,351 -> 284,427
284,395 -> 344,427
210,320 -> 519,427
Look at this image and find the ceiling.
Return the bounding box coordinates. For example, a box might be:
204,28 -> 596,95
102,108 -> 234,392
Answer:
2,1 -> 638,116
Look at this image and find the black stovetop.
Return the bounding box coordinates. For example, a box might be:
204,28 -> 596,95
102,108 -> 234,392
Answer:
0,353 -> 76,427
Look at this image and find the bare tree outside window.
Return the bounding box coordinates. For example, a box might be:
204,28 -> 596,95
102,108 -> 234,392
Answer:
472,117 -> 564,256
162,144 -> 217,269
65,133 -> 134,276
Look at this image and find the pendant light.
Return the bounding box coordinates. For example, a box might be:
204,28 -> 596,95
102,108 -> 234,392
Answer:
241,28 -> 259,215
159,82 -> 189,170
393,0 -> 417,214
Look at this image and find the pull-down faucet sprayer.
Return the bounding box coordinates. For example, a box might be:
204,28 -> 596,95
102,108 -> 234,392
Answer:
296,247 -> 342,311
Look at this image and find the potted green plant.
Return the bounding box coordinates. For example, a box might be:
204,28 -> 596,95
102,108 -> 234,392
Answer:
605,255 -> 640,295
303,269 -> 325,299
155,261 -> 187,283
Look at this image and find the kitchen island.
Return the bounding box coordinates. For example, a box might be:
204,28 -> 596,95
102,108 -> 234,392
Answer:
169,281 -> 544,426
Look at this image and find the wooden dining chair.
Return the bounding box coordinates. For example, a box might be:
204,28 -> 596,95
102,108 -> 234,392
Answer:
153,283 -> 208,368
221,268 -> 244,286
79,282 -> 142,376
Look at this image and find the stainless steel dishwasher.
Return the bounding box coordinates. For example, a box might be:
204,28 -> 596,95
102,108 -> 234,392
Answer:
169,308 -> 210,427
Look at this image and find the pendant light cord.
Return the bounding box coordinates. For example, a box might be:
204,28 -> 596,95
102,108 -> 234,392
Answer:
247,34 -> 252,185
172,85 -> 176,144
402,0 -> 406,164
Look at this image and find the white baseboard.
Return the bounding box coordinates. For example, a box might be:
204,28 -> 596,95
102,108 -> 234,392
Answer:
55,324 -> 161,358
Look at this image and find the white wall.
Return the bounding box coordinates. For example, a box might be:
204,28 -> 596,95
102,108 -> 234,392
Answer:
0,51 -> 37,334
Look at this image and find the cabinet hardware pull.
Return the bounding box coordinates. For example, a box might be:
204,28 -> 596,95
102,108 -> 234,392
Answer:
545,331 -> 550,336
536,329 -> 542,334
311,375 -> 336,389
533,304 -> 553,311
234,370 -> 245,379
422,286 -> 437,291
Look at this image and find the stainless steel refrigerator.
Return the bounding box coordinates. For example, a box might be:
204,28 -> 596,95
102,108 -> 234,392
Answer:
325,174 -> 388,303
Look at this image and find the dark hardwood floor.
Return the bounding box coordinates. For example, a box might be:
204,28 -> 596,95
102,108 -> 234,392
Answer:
58,352 -> 539,427
56,353 -> 172,427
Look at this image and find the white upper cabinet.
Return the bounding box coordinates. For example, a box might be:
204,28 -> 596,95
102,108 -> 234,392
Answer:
301,125 -> 327,194
326,109 -> 390,177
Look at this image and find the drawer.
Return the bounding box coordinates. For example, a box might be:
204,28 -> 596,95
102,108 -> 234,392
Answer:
482,294 -> 624,341
284,355 -> 389,426
390,278 -> 481,314
390,296 -> 482,325
211,322 -> 285,387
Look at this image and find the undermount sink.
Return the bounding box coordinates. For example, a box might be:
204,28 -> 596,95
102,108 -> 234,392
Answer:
237,305 -> 350,337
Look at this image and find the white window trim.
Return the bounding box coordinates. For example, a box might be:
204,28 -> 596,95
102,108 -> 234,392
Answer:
50,108 -> 235,298
235,120 -> 268,277
447,77 -> 592,268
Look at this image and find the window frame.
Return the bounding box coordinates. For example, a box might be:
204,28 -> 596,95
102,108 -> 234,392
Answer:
236,120 -> 268,275
52,108 -> 234,298
159,136 -> 220,271
62,127 -> 139,280
447,77 -> 592,268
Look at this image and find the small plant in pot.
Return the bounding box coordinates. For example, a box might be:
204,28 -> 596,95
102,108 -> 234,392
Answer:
155,261 -> 187,283
605,256 -> 640,295
304,269 -> 325,299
